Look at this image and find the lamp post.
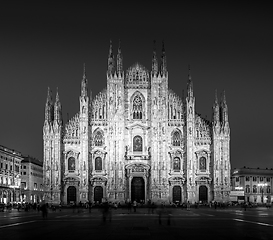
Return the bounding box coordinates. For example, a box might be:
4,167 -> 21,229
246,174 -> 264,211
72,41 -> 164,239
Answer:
257,183 -> 267,204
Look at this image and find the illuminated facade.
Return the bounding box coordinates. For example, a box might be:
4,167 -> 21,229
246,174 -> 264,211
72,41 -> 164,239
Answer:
0,145 -> 23,203
43,41 -> 231,205
231,167 -> 273,203
21,156 -> 43,203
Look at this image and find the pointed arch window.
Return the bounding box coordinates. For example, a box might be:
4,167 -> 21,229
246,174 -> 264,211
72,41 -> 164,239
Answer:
133,135 -> 142,152
173,157 -> 181,171
199,157 -> 206,171
94,130 -> 104,146
172,130 -> 181,146
95,157 -> 102,171
133,95 -> 143,119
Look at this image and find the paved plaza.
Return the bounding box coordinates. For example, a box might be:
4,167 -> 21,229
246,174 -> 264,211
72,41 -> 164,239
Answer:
0,206 -> 273,240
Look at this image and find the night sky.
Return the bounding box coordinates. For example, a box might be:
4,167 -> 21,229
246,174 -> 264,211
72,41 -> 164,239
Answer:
1,2 -> 273,169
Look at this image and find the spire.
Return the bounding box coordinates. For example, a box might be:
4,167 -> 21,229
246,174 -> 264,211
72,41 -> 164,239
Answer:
213,89 -> 220,124
81,63 -> 88,97
151,40 -> 158,76
220,90 -> 228,124
116,39 -> 123,76
54,87 -> 62,124
107,39 -> 115,76
160,40 -> 167,76
45,87 -> 54,122
187,65 -> 194,98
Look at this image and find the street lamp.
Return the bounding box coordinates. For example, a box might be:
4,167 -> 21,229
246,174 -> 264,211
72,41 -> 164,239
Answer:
257,183 -> 268,204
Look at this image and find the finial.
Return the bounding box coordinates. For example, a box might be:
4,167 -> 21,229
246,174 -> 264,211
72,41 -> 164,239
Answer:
153,40 -> 156,53
56,87 -> 59,102
222,90 -> 226,104
214,89 -> 218,104
83,63 -> 86,78
188,65 -> 191,81
109,39 -> 113,55
162,40 -> 165,53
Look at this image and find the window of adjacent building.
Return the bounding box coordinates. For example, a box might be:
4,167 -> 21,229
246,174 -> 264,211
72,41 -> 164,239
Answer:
245,176 -> 250,181
266,186 -> 271,194
94,130 -> 104,146
34,183 -> 37,190
260,177 -> 263,181
133,135 -> 142,152
40,184 -> 43,190
10,165 -> 12,171
15,165 -> 19,172
95,157 -> 102,171
245,185 -> 250,193
68,157 -> 76,171
172,130 -> 181,146
235,177 -> 239,182
253,176 -> 257,182
23,166 -> 26,169
133,95 -> 143,119
173,157 -> 180,171
0,162 -> 2,168
21,182 -> 26,189
199,157 -> 206,171
23,172 -> 26,175
253,185 -> 257,193
266,177 -> 270,182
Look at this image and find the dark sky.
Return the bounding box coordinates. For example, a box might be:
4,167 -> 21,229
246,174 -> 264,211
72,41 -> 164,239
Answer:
0,2 -> 273,169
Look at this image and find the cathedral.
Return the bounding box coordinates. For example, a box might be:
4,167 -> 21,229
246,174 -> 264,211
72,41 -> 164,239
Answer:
43,41 -> 231,205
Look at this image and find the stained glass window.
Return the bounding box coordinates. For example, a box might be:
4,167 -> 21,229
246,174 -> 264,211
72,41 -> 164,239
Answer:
94,130 -> 103,146
172,130 -> 181,146
133,95 -> 143,119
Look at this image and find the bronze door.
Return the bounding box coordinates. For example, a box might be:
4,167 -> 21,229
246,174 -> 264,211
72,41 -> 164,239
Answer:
94,186 -> 103,203
67,186 -> 76,204
131,177 -> 145,203
173,186 -> 182,203
199,185 -> 208,202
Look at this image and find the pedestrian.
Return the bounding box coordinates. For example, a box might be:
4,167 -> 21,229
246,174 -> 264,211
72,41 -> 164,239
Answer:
133,200 -> 137,212
41,202 -> 48,219
187,201 -> 190,210
88,200 -> 92,213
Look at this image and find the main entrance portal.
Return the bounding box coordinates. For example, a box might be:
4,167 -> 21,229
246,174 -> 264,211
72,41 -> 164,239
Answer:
67,186 -> 76,204
131,177 -> 145,203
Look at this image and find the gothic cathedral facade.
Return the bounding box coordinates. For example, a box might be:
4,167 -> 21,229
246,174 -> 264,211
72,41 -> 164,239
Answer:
43,41 -> 231,205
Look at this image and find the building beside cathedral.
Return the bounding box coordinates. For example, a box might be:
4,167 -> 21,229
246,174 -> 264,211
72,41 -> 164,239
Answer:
43,41 -> 231,205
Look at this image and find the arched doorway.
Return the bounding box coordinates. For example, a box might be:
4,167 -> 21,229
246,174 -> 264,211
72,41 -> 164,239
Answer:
67,186 -> 76,204
173,186 -> 182,203
199,185 -> 208,203
131,177 -> 145,203
94,186 -> 103,203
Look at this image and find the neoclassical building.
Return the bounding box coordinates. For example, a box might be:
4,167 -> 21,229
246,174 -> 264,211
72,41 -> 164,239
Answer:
43,41 -> 231,205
